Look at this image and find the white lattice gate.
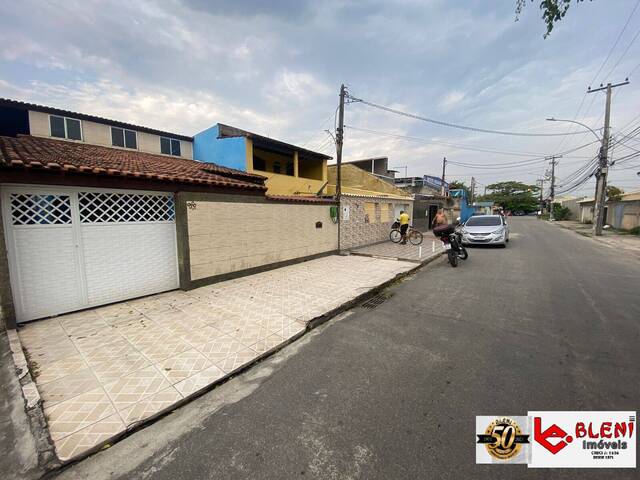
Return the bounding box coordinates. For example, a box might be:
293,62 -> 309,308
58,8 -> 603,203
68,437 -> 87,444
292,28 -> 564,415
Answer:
1,186 -> 179,322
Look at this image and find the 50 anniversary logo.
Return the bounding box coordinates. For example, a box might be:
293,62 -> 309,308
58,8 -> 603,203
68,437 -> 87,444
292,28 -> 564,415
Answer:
476,412 -> 636,468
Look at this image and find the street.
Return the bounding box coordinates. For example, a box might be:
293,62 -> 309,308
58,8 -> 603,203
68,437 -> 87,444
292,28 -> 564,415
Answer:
57,217 -> 640,479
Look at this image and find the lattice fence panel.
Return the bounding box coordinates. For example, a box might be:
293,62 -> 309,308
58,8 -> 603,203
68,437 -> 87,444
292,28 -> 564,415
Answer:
10,194 -> 72,225
78,192 -> 175,223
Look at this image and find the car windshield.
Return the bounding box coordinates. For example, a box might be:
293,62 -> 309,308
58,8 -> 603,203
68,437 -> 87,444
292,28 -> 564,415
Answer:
465,216 -> 502,227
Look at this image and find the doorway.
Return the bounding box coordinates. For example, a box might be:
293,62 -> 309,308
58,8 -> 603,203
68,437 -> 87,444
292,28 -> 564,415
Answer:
427,204 -> 439,230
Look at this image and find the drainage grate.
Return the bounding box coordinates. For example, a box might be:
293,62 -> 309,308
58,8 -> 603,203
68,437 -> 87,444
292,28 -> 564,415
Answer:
361,293 -> 393,309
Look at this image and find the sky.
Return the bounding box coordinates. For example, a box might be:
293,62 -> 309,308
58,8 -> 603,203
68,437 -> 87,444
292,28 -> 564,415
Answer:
1,0 -> 640,197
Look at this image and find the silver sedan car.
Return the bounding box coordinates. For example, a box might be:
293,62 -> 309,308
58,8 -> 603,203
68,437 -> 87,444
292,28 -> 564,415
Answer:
460,215 -> 509,247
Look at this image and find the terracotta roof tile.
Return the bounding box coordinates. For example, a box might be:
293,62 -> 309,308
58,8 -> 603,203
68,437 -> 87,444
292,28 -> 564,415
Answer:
0,135 -> 266,191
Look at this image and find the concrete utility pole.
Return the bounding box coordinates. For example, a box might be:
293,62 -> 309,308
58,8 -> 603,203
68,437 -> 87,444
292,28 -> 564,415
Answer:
546,155 -> 561,221
440,157 -> 447,196
537,178 -> 545,214
336,84 -> 346,250
470,177 -> 476,203
588,80 -> 629,235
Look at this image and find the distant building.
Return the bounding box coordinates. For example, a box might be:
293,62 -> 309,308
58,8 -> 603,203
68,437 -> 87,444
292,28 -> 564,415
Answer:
339,157 -> 397,183
194,123 -> 331,197
326,164 -> 413,249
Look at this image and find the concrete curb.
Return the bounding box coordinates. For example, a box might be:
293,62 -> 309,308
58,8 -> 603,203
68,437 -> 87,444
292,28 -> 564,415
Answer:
21,251 -> 446,471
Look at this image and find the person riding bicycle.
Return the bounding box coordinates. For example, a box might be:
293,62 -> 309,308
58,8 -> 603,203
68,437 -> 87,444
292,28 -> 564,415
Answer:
399,210 -> 410,244
432,208 -> 448,229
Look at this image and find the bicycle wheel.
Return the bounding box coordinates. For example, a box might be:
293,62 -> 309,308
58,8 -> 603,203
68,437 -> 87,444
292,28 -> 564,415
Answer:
389,229 -> 402,243
408,230 -> 423,245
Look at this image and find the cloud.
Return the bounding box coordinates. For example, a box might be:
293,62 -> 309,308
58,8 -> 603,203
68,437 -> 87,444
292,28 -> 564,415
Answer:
1,0 -> 639,195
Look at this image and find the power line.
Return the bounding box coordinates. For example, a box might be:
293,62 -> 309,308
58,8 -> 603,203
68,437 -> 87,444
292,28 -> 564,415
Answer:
346,94 -> 595,137
602,27 -> 640,81
346,125 -> 600,163
555,0 -> 640,152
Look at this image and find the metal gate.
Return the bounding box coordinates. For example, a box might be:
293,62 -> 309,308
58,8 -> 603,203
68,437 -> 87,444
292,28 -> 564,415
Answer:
2,185 -> 179,322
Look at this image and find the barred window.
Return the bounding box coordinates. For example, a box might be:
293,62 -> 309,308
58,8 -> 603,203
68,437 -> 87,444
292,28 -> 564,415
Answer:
10,194 -> 72,225
78,192 -> 175,223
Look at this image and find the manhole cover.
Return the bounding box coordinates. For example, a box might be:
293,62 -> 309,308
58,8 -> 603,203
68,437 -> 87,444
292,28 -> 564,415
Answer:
361,293 -> 393,309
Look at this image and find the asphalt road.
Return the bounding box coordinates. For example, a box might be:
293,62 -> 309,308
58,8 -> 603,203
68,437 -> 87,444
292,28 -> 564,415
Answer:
58,218 -> 640,480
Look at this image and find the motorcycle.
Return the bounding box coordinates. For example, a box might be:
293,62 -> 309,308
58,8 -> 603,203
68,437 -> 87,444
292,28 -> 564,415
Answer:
433,219 -> 468,268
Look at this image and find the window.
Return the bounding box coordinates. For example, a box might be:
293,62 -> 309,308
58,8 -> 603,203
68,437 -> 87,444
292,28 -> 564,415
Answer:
160,137 -> 181,156
465,216 -> 502,227
50,115 -> 82,140
364,202 -> 377,224
272,161 -> 281,174
111,127 -> 137,149
285,161 -> 294,176
253,156 -> 266,171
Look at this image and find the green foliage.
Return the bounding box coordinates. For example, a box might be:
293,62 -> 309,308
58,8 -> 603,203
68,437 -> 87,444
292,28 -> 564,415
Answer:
478,181 -> 540,213
606,185 -> 624,201
629,226 -> 640,236
552,203 -> 572,220
448,180 -> 470,198
516,0 -> 590,38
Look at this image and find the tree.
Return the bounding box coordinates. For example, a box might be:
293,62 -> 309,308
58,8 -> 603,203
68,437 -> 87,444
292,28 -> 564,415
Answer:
606,185 -> 624,201
516,0 -> 591,38
478,181 -> 540,212
448,180 -> 470,198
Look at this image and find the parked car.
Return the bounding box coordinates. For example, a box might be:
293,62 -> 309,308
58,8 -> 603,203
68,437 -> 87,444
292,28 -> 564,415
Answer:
460,215 -> 509,247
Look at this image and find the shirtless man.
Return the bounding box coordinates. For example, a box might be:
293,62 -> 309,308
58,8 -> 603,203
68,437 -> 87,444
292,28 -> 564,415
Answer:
432,209 -> 448,228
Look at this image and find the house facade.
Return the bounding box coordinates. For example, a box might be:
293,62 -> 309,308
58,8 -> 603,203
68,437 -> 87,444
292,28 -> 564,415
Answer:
578,191 -> 640,230
326,164 -> 413,249
395,175 -> 451,230
0,100 -> 338,329
341,157 -> 397,183
193,123 -> 331,197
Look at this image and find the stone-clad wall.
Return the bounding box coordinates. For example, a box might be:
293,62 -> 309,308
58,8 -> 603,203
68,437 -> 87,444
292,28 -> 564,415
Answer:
340,196 -> 413,250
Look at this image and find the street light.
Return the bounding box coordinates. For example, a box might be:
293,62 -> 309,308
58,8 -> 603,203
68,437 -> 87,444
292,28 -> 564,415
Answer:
545,117 -> 602,142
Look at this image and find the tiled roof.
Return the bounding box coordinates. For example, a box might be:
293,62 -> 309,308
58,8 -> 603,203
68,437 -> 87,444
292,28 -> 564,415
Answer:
0,98 -> 192,141
266,195 -> 336,204
0,135 -> 266,191
217,123 -> 332,161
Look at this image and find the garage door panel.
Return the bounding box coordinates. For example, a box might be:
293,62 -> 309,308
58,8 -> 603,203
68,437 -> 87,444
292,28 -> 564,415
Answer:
81,223 -> 178,305
4,187 -> 179,323
12,226 -> 84,321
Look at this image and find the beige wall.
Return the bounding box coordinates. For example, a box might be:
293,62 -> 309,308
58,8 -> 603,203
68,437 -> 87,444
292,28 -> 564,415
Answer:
28,110 -> 193,159
187,201 -> 338,280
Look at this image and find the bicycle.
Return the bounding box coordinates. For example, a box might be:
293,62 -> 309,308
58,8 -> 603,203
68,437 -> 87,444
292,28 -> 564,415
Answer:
389,222 -> 424,245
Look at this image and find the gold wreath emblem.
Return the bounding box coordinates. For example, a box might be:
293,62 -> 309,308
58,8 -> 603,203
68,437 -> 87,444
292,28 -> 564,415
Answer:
484,417 -> 523,460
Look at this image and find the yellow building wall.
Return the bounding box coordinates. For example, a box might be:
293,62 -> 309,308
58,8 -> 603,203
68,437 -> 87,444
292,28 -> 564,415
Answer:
327,164 -> 412,198
245,139 -> 328,196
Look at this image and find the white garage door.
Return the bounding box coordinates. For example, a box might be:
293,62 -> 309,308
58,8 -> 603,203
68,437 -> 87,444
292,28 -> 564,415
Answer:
2,186 -> 179,323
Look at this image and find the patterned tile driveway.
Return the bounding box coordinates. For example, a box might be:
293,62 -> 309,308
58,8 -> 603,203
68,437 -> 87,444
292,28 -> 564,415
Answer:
18,255 -> 415,461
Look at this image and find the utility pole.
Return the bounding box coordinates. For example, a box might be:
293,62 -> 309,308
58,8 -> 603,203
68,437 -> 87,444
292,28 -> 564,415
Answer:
470,177 -> 476,203
546,155 -> 561,221
336,84 -> 346,250
588,80 -> 629,235
537,178 -> 545,214
483,186 -> 487,196
440,157 -> 447,196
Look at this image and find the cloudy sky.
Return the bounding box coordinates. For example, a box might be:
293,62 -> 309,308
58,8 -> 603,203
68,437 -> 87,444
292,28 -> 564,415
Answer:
1,0 -> 640,197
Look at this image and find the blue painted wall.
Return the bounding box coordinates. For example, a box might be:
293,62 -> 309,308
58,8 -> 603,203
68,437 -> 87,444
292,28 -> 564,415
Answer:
193,124 -> 247,171
450,189 -> 475,223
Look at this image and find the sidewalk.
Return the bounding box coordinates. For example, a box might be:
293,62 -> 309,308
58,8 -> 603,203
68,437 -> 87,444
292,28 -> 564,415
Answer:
8,254 -> 418,465
349,231 -> 442,263
553,220 -> 640,260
